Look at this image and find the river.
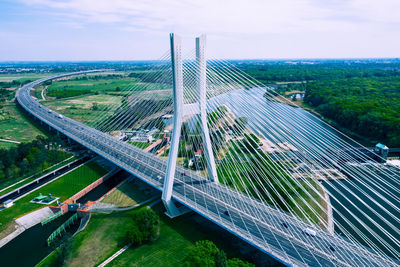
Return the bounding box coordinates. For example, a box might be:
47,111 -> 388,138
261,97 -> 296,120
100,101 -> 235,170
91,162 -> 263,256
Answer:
204,87 -> 400,259
0,212 -> 79,267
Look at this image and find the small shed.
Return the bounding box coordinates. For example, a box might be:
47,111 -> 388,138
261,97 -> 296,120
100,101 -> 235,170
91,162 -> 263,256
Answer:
3,199 -> 13,208
375,143 -> 389,163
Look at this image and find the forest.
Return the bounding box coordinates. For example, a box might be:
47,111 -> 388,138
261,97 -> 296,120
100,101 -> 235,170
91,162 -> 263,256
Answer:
0,135 -> 70,183
236,60 -> 400,148
303,76 -> 400,147
235,59 -> 400,83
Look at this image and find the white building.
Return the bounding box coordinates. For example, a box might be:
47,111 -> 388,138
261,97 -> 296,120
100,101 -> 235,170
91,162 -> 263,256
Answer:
3,199 -> 13,208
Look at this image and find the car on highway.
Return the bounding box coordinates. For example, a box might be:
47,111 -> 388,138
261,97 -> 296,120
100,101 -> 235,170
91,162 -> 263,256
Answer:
223,210 -> 230,217
281,222 -> 289,229
303,228 -> 316,237
328,245 -> 336,252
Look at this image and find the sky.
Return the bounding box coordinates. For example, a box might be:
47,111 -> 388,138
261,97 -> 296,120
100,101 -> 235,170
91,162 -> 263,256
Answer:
0,0 -> 399,61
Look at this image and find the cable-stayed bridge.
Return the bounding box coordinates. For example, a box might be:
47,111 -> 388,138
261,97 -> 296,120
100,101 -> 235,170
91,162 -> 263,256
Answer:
16,34 -> 400,266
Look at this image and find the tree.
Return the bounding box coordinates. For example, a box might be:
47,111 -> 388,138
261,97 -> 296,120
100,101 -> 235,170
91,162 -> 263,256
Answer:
184,240 -> 219,267
0,135 -> 69,181
92,103 -> 99,111
215,250 -> 227,267
184,240 -> 254,267
181,122 -> 190,142
233,117 -> 248,134
241,133 -> 260,153
126,225 -> 144,245
127,208 -> 160,246
227,258 -> 255,267
19,158 -> 29,174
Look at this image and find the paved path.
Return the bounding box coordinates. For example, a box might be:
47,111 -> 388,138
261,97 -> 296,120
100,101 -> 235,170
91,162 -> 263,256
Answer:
98,243 -> 131,267
41,87 -> 46,100
0,138 -> 20,144
15,207 -> 54,228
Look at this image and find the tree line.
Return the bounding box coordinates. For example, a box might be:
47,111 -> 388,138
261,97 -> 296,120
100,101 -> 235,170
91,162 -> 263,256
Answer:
184,240 -> 254,267
0,135 -> 70,182
237,61 -> 400,83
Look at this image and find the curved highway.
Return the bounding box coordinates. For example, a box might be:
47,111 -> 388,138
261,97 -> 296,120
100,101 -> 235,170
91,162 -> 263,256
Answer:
16,71 -> 397,267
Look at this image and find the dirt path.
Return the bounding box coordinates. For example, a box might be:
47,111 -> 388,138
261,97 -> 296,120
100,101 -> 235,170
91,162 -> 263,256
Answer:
0,138 -> 20,144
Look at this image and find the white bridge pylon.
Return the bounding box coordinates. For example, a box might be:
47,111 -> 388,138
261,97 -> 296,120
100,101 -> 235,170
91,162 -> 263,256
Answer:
162,33 -> 219,217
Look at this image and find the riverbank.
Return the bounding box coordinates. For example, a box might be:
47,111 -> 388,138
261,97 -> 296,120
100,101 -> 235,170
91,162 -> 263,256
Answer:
273,92 -> 376,147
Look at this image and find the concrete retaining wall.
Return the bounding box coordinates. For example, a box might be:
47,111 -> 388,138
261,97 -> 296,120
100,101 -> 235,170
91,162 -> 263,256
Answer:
65,169 -> 119,205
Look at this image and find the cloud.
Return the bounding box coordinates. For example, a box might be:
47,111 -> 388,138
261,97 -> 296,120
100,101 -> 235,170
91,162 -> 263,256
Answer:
19,0 -> 399,36
3,0 -> 399,60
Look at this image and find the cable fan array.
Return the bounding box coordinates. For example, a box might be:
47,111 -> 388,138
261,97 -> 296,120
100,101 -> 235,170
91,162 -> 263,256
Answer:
82,49 -> 400,266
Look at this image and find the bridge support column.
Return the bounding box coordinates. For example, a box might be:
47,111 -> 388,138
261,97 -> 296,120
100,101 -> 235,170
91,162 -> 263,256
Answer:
162,33 -> 185,217
196,35 -> 219,183
162,33 -> 219,218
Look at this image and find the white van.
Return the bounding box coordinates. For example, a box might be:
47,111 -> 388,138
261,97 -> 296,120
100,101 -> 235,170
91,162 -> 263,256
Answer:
303,228 -> 317,237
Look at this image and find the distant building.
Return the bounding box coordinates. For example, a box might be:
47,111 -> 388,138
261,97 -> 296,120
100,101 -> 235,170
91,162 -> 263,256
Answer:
375,143 -> 389,163
130,129 -> 156,143
164,130 -> 171,142
194,149 -> 203,158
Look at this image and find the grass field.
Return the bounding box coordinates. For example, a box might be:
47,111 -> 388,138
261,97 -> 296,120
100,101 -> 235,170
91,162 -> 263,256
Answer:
0,73 -> 58,145
0,103 -> 48,142
219,141 -> 327,228
0,73 -> 53,83
47,78 -> 168,93
47,78 -> 135,93
110,204 -> 202,267
38,200 -> 264,267
42,94 -> 121,125
44,74 -> 170,99
128,141 -> 153,150
0,161 -> 107,240
101,180 -> 152,207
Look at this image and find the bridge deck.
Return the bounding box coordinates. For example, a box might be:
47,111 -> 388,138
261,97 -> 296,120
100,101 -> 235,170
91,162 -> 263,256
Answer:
16,72 -> 397,267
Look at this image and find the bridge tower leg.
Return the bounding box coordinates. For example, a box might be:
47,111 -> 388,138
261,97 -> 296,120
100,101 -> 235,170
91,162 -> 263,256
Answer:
162,33 -> 184,217
162,33 -> 219,218
196,35 -> 219,183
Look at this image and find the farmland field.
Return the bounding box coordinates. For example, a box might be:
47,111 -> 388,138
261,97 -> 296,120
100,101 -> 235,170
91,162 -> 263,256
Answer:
0,103 -> 48,142
45,74 -> 169,99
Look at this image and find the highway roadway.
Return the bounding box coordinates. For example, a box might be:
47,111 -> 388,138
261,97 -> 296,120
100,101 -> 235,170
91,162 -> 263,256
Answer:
16,72 -> 398,267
